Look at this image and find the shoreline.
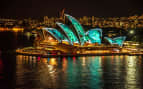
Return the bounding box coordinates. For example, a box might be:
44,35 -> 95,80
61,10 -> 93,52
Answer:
16,52 -> 143,58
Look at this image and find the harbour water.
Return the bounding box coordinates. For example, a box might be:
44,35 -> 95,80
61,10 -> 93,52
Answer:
0,31 -> 143,89
1,54 -> 143,89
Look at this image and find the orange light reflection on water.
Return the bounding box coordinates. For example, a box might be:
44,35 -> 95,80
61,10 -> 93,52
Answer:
49,58 -> 57,66
82,57 -> 86,66
62,57 -> 67,71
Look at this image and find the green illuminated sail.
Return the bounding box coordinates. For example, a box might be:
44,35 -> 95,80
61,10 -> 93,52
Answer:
104,36 -> 126,46
56,22 -> 78,45
86,28 -> 102,44
43,28 -> 66,43
65,14 -> 86,45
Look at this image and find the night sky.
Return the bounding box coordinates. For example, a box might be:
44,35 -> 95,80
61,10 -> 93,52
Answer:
0,0 -> 143,18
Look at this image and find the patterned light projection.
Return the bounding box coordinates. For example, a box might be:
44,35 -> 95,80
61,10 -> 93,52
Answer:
43,28 -> 66,42
65,14 -> 86,45
56,22 -> 78,45
86,28 -> 102,44
40,14 -> 126,46
104,36 -> 126,46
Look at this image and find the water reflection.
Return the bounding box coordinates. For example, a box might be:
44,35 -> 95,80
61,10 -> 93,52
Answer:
16,55 -> 143,89
0,57 -> 3,79
125,56 -> 141,89
0,52 -> 16,89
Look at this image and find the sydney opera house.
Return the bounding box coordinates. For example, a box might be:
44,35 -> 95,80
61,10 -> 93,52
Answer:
41,14 -> 126,47
16,14 -> 127,56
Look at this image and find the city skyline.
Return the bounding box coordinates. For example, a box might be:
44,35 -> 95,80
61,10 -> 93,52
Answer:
0,13 -> 143,30
0,0 -> 143,18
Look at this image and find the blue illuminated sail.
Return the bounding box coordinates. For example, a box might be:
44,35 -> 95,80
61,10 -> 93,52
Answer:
56,22 -> 78,45
86,28 -> 102,44
104,36 -> 126,46
43,28 -> 67,42
65,14 -> 86,45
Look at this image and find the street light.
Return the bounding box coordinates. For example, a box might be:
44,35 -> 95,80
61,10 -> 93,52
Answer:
129,30 -> 134,34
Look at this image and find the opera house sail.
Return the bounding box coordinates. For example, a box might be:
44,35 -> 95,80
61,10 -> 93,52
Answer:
65,14 -> 86,45
86,28 -> 102,44
43,28 -> 66,43
104,36 -> 126,46
56,22 -> 78,45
